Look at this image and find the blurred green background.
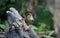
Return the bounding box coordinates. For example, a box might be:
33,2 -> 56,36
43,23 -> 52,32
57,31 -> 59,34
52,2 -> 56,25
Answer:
0,0 -> 53,32
0,0 -> 55,38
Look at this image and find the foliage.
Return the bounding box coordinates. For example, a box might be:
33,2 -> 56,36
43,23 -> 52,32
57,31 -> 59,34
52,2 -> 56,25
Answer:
0,0 -> 54,37
33,7 -> 53,32
43,31 -> 56,38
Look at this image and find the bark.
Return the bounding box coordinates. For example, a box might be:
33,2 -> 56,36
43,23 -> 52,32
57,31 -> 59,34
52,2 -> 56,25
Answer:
47,0 -> 60,38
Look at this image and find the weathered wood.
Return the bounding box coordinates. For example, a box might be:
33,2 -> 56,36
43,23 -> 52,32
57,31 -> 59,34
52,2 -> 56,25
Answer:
6,7 -> 38,38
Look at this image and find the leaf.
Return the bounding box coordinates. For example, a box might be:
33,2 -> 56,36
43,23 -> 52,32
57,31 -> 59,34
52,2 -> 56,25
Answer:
0,21 -> 9,29
49,31 -> 55,36
30,25 -> 38,30
44,35 -> 54,38
0,24 -> 5,29
4,21 -> 9,28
